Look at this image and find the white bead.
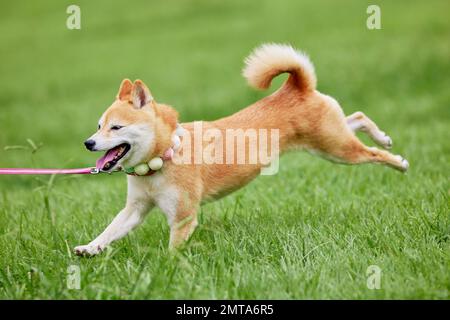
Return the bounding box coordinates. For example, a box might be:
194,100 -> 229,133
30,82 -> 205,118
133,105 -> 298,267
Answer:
175,124 -> 185,137
134,163 -> 150,176
148,157 -> 163,171
172,135 -> 181,150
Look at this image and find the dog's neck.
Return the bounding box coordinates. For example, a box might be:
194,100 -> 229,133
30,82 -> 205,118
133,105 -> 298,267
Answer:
124,123 -> 183,176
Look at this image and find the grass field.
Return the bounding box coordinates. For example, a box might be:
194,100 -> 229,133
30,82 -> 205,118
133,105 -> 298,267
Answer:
0,0 -> 449,299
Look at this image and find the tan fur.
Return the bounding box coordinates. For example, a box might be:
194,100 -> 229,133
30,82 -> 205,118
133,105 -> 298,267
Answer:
75,44 -> 408,255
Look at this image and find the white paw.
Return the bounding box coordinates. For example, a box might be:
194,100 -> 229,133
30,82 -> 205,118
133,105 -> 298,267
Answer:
74,244 -> 104,257
401,157 -> 409,171
377,132 -> 392,149
394,155 -> 409,172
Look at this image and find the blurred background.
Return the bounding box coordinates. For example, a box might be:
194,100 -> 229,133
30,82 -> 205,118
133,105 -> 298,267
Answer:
1,0 -> 448,175
0,0 -> 448,299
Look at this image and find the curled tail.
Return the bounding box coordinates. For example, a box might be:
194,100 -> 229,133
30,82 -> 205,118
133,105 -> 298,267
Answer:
242,43 -> 317,92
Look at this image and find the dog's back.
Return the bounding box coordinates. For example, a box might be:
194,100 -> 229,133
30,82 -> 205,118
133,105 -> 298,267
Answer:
174,44 -> 407,204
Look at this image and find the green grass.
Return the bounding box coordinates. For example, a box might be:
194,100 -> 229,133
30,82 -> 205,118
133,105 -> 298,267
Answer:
0,0 -> 449,299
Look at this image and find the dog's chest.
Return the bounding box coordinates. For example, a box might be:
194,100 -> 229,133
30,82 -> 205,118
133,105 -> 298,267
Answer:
127,174 -> 179,224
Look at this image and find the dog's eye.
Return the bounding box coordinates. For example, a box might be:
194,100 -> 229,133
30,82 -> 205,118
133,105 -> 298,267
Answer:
97,124 -> 101,130
111,125 -> 124,131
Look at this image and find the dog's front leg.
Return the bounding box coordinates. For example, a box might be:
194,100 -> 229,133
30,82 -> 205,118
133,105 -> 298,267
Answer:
154,186 -> 200,250
74,201 -> 152,256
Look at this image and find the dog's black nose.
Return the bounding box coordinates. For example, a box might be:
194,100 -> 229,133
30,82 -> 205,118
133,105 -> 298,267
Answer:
84,139 -> 96,151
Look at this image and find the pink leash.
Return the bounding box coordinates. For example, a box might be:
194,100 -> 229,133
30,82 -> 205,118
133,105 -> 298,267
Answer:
0,167 -> 100,175
0,147 -> 176,176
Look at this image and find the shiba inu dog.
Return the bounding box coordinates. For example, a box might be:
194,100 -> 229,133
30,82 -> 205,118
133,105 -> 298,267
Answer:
75,43 -> 408,256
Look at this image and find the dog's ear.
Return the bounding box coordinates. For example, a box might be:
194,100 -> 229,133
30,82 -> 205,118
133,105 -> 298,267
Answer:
131,80 -> 153,108
117,79 -> 133,101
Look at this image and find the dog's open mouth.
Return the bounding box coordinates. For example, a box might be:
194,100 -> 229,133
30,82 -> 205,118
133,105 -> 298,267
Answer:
96,143 -> 131,171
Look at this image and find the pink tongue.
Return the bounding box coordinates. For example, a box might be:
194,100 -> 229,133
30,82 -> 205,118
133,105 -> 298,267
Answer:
96,147 -> 120,169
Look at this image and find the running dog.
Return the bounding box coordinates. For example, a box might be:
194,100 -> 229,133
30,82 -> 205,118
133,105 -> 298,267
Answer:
75,43 -> 408,256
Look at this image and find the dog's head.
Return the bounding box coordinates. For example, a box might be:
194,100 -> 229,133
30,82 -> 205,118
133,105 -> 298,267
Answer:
85,79 -> 178,171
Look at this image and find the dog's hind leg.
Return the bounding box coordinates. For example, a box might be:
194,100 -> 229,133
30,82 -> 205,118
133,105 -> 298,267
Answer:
346,112 -> 392,149
310,105 -> 408,171
316,129 -> 408,172
341,142 -> 409,171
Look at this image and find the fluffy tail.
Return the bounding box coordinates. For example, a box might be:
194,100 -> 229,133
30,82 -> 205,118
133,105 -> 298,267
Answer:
242,43 -> 317,92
